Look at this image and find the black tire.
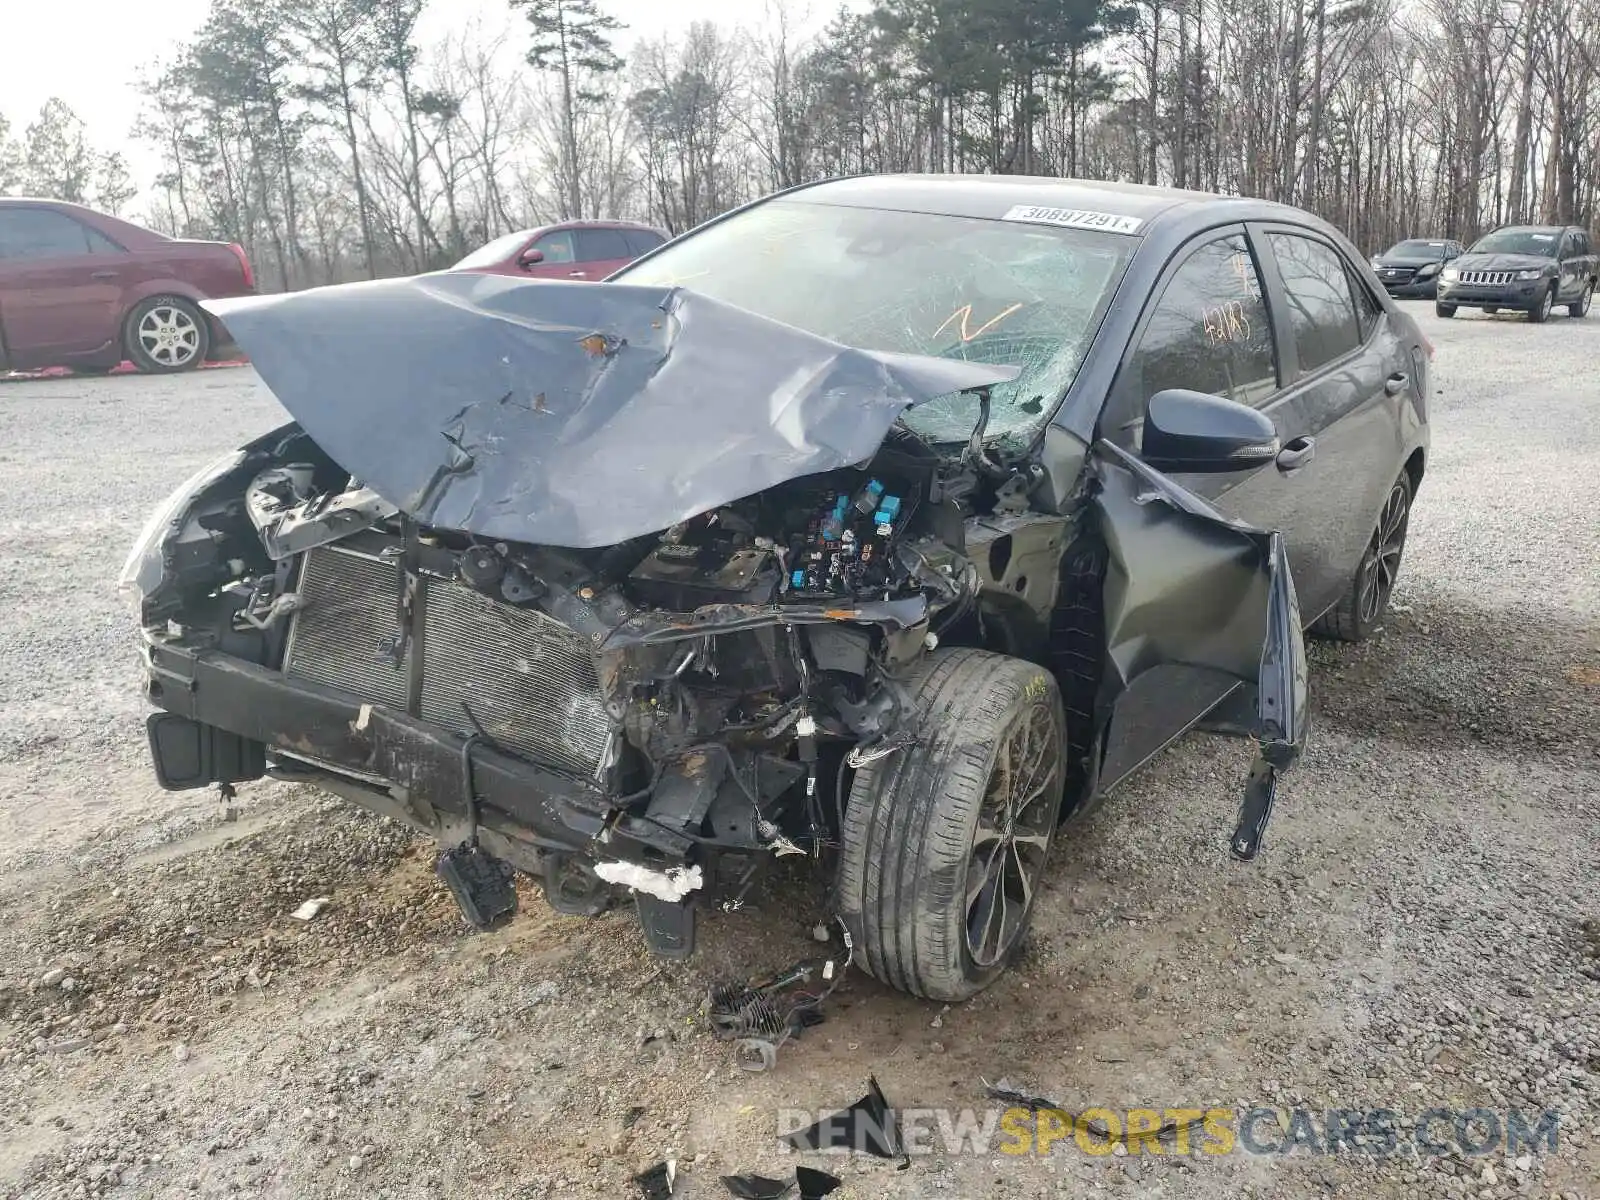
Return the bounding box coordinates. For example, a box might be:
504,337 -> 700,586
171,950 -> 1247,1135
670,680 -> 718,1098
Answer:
1311,471 -> 1413,643
124,295 -> 210,373
1435,302 -> 1456,318
836,649 -> 1066,1002
1527,284 -> 1555,323
1567,281 -> 1593,318
1484,306 -> 1500,315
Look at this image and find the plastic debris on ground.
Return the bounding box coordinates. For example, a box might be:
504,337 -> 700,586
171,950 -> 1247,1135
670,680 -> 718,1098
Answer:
795,1166 -> 843,1200
289,897 -> 332,921
782,1074 -> 909,1168
634,1159 -> 676,1199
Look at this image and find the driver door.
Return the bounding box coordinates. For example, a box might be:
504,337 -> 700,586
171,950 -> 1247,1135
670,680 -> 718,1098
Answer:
1092,228 -> 1307,779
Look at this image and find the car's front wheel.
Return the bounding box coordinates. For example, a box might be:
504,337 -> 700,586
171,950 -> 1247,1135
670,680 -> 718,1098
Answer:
836,649 -> 1066,1002
1528,284 -> 1556,323
1567,282 -> 1593,318
1311,471 -> 1413,643
125,296 -> 210,373
1435,302 -> 1456,318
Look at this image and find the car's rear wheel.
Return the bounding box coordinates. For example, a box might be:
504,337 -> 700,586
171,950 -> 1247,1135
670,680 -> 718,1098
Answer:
125,296 -> 209,373
1567,282 -> 1593,318
1311,471 -> 1413,643
1435,302 -> 1456,318
836,649 -> 1066,1002
1528,284 -> 1556,323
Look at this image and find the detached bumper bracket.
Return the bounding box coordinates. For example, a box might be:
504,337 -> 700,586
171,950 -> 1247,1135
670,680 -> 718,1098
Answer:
436,843 -> 519,930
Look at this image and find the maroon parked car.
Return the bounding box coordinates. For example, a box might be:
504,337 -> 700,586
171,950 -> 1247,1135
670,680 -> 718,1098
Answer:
0,198 -> 255,375
448,220 -> 668,281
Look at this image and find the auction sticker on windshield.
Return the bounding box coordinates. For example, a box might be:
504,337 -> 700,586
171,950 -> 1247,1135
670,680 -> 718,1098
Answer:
1002,206 -> 1144,235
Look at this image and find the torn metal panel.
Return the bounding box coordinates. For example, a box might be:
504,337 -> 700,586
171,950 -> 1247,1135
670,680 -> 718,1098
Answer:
1090,439 -> 1307,778
206,275 -> 1018,549
599,597 -> 930,650
247,481 -> 399,560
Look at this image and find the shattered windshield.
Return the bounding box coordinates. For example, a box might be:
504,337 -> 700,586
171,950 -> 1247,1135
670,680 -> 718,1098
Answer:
615,199 -> 1133,444
1469,229 -> 1560,257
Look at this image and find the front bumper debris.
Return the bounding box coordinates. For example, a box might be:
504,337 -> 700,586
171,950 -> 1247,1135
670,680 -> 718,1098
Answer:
141,635 -> 695,870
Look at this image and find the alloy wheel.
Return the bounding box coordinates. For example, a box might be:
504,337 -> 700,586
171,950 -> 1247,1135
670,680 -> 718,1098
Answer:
136,304 -> 202,369
963,699 -> 1061,968
1357,480 -> 1411,625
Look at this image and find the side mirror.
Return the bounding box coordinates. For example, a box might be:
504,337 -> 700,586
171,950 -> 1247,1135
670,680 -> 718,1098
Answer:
1141,389 -> 1280,474
518,247 -> 545,267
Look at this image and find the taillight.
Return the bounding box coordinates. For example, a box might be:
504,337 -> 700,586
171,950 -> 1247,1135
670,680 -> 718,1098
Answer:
1419,331 -> 1434,360
229,243 -> 255,291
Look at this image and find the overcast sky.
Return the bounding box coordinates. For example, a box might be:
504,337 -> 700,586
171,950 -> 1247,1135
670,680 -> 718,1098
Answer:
3,0 -> 841,189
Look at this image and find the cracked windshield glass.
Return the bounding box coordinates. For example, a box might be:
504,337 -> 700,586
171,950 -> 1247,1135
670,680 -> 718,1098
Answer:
618,199 -> 1133,444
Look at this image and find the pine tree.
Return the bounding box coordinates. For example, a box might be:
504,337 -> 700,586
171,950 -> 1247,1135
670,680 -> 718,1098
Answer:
511,0 -> 625,217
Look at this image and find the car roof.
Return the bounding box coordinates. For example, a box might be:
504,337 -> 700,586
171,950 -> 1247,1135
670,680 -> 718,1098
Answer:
541,219 -> 666,235
1487,224 -> 1570,234
778,173 -> 1311,233
0,196 -> 105,216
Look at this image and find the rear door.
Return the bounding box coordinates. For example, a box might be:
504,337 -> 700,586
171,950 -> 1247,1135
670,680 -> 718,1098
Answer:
1245,225 -> 1408,616
1557,230 -> 1585,300
573,228 -> 636,279
0,206 -> 126,364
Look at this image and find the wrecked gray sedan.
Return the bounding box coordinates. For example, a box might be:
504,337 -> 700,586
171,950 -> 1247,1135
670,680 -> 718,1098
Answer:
121,177 -> 1429,1001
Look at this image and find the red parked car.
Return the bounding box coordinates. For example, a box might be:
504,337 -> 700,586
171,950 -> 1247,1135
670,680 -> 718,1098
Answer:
0,198 -> 255,375
448,220 -> 668,281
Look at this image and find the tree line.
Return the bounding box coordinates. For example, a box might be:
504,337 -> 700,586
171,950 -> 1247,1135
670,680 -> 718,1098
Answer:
5,0 -> 1600,291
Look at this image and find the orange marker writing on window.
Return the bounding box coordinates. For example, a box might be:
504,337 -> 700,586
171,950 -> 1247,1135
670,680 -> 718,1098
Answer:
934,302 -> 1024,343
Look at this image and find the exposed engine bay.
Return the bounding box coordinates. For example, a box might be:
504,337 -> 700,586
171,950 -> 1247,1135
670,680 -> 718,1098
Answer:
138,416 -> 1057,953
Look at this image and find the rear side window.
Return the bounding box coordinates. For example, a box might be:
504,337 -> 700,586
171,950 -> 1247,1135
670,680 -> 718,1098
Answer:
86,227 -> 123,254
575,228 -> 633,261
0,208 -> 96,259
1121,232 -> 1280,415
624,229 -> 666,256
1349,267 -> 1382,341
1267,233 -> 1361,374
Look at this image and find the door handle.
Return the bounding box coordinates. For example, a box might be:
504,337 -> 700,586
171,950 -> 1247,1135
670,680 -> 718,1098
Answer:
1276,436 -> 1315,472
91,270 -> 119,281
1384,372 -> 1408,396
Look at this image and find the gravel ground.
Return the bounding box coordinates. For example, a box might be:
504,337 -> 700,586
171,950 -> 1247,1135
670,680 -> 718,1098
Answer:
0,305 -> 1596,1200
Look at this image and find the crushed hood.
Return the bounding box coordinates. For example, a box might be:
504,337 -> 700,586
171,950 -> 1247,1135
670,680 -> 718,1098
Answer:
207,274 -> 1018,549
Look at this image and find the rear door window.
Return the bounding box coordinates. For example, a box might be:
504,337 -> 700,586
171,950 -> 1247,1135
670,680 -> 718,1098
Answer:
1265,232 -> 1361,375
575,228 -> 633,262
624,229 -> 666,256
0,208 -> 95,259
